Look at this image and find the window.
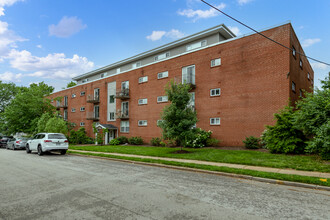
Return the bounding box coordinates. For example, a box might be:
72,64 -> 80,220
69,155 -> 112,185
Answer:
138,120 -> 147,126
120,121 -> 129,133
139,76 -> 148,83
116,68 -> 120,73
63,109 -> 68,121
122,81 -> 129,90
71,108 -> 76,112
132,62 -> 141,69
94,105 -> 100,119
80,91 -> 85,96
121,101 -> 129,117
210,88 -> 221,97
292,46 -> 296,57
186,40 -> 207,51
157,96 -> 168,103
292,81 -> 296,92
188,92 -> 195,110
299,59 -> 303,69
101,72 -> 107,78
94,88 -> 100,100
158,71 -> 168,79
155,52 -> 170,61
210,118 -> 220,125
80,107 -> 85,112
64,96 -> 68,106
80,122 -> 85,126
182,65 -> 195,85
211,58 -> 221,67
299,89 -> 303,97
109,112 -> 115,121
71,94 -> 76,98
157,120 -> 164,126
82,78 -> 89,83
109,95 -> 115,103
138,98 -> 148,105
307,72 -> 310,80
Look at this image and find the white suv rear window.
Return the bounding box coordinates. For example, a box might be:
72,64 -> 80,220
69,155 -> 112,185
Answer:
48,134 -> 66,139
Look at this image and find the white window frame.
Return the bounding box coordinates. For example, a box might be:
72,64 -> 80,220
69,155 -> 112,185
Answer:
157,96 -> 168,103
80,91 -> 85,96
63,109 -> 68,120
82,78 -> 89,83
138,120 -> 147,126
139,76 -> 148,83
120,121 -> 129,133
109,112 -> 115,121
80,122 -> 85,126
121,81 -> 129,90
71,94 -> 76,98
210,88 -> 221,97
157,71 -> 168,79
80,107 -> 85,112
138,98 -> 148,105
210,118 -> 220,125
211,58 -> 221,67
155,52 -> 170,61
182,65 -> 195,85
71,108 -> 76,112
132,61 -> 141,69
186,40 -> 207,51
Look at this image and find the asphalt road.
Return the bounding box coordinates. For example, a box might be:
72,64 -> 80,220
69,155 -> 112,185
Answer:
0,149 -> 329,220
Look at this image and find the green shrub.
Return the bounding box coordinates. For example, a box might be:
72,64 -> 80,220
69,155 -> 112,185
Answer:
263,106 -> 306,154
150,137 -> 162,146
69,127 -> 92,144
243,136 -> 261,149
306,120 -> 330,160
186,128 -> 212,148
206,138 -> 220,147
109,138 -> 120,146
117,136 -> 128,144
128,136 -> 144,145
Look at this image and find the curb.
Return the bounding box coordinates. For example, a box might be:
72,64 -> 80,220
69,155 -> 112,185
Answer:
68,153 -> 330,192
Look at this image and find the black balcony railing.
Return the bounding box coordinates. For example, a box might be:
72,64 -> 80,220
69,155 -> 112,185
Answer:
115,89 -> 130,99
116,110 -> 129,119
87,95 -> 100,103
86,112 -> 100,121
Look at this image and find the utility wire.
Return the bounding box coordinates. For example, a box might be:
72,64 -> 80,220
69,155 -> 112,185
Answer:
201,0 -> 330,66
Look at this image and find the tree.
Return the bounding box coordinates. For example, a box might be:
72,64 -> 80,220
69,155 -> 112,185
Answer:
0,81 -> 18,114
159,81 -> 197,149
66,81 -> 77,88
37,112 -> 54,133
2,82 -> 55,134
44,117 -> 68,135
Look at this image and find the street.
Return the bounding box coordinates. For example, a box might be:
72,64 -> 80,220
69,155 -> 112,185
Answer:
0,149 -> 329,220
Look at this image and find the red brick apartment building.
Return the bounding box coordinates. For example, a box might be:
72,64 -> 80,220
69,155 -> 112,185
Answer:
48,22 -> 313,146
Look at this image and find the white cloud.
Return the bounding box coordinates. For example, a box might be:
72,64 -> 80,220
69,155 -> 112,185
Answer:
228,26 -> 241,36
8,49 -> 94,80
0,71 -> 23,82
238,0 -> 253,5
177,3 -> 226,21
146,31 -> 166,41
302,38 -> 321,48
311,62 -> 329,70
146,29 -> 185,41
49,16 -> 87,38
0,0 -> 23,16
0,20 -> 26,60
36,44 -> 42,48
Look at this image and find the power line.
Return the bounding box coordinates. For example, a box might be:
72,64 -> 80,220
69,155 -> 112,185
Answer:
201,0 -> 330,66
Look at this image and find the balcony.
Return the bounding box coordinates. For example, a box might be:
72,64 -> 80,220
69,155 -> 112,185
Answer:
174,76 -> 196,90
86,112 -> 99,121
87,95 -> 100,103
116,110 -> 129,119
59,103 -> 68,108
115,89 -> 130,100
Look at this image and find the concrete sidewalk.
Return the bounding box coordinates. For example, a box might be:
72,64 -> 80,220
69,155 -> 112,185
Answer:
69,149 -> 330,179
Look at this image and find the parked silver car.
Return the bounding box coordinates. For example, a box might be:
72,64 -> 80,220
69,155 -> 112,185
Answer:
6,137 -> 29,150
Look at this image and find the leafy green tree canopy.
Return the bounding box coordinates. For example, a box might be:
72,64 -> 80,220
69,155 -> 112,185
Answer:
0,81 -> 18,114
66,81 -> 77,88
44,117 -> 68,135
160,81 -> 197,147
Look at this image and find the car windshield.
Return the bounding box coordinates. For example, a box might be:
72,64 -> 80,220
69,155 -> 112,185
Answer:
48,134 -> 66,139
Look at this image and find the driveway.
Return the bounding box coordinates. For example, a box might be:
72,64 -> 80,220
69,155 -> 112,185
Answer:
0,149 -> 329,219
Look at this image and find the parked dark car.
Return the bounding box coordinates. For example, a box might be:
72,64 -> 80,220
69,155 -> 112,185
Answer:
6,137 -> 29,150
0,136 -> 13,148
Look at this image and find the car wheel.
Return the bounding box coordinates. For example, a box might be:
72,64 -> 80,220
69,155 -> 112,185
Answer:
12,145 -> 16,150
37,145 -> 43,156
60,150 -> 67,155
26,144 -> 31,154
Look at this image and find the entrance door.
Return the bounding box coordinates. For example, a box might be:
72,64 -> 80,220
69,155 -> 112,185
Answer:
107,130 -> 116,143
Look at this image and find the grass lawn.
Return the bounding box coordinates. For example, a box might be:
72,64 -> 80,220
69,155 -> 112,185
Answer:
69,145 -> 330,173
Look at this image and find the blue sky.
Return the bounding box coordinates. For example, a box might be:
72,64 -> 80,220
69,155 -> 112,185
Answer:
0,0 -> 329,91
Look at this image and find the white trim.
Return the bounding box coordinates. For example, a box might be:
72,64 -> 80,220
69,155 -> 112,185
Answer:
138,120 -> 147,126
157,71 -> 168,79
157,96 -> 168,103
138,76 -> 148,83
138,98 -> 148,105
210,118 -> 220,125
210,88 -> 221,97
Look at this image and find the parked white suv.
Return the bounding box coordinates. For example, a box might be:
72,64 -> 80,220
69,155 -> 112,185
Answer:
26,133 -> 68,156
